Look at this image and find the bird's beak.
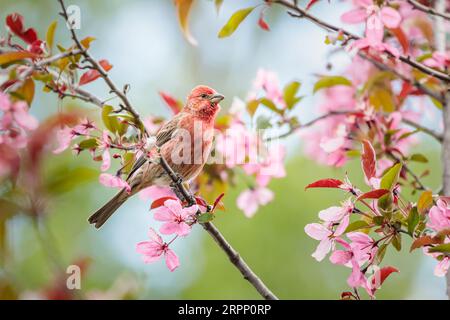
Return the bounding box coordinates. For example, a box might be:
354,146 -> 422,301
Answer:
209,93 -> 225,104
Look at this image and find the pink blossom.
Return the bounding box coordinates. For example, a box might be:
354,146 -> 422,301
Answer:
99,173 -> 131,193
53,126 -> 74,154
343,2 -> 401,57
136,228 -> 180,271
153,199 -> 198,236
251,68 -> 284,106
139,186 -> 176,201
424,52 -> 450,69
304,222 -> 335,261
237,187 -> 274,218
435,257 -> 450,277
427,199 -> 450,232
0,94 -> 38,131
318,199 -> 354,236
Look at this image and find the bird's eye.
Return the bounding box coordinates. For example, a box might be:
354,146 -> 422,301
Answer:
200,94 -> 207,98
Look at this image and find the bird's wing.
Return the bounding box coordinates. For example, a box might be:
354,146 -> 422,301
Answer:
126,113 -> 184,181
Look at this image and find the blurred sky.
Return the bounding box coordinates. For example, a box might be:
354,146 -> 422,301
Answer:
0,0 -> 446,299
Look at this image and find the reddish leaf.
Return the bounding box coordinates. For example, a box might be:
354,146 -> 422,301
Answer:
79,70 -> 100,86
361,140 -> 376,181
212,193 -> 225,211
389,27 -> 409,53
410,236 -> 435,252
258,11 -> 270,31
150,196 -> 178,210
6,13 -> 39,45
159,91 -> 182,114
79,60 -> 112,85
195,196 -> 208,208
373,266 -> 399,287
357,189 -> 389,201
99,59 -> 113,72
305,179 -> 343,190
306,0 -> 320,10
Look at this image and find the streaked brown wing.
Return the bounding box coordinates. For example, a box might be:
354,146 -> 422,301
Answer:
126,112 -> 184,181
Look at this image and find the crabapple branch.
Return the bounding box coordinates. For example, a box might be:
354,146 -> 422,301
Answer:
407,0 -> 450,21
54,0 -> 278,301
273,0 -> 450,83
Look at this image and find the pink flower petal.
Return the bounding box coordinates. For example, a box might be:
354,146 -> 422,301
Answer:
13,102 -> 38,130
318,206 -> 345,221
330,250 -> 352,265
366,15 -> 384,45
341,8 -> 367,24
159,222 -> 180,235
164,199 -> 183,215
380,7 -> 401,29
434,257 -> 450,277
165,249 -> 180,272
148,227 -> 163,244
153,206 -> 174,222
101,149 -> 111,171
305,223 -> 331,240
312,238 -> 332,261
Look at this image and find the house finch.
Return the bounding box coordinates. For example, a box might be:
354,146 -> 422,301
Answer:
88,85 -> 224,228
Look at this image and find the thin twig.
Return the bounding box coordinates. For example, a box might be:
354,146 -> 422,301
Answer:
402,118 -> 443,142
274,0 -> 450,83
407,0 -> 450,21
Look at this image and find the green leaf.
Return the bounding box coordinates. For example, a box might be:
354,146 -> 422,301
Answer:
283,81 -> 301,110
410,153 -> 428,163
218,7 -> 255,38
197,213 -> 214,223
373,216 -> 385,225
392,233 -> 402,251
259,98 -> 283,115
122,152 -> 135,175
78,138 -> 99,150
428,243 -> 450,253
344,220 -> 370,233
46,20 -> 58,53
313,76 -> 352,93
375,243 -> 388,264
380,163 -> 402,190
407,207 -> 419,236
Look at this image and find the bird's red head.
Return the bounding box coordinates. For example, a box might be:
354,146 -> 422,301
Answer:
185,85 -> 224,120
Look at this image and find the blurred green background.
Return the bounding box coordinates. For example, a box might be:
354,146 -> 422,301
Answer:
0,0 -> 446,299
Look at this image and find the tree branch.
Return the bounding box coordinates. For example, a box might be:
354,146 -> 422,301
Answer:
407,0 -> 450,21
56,0 -> 278,301
274,0 -> 450,83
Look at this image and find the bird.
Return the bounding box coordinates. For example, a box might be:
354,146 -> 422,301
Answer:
88,85 -> 224,228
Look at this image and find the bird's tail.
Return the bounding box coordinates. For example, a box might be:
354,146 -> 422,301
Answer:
88,189 -> 129,229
